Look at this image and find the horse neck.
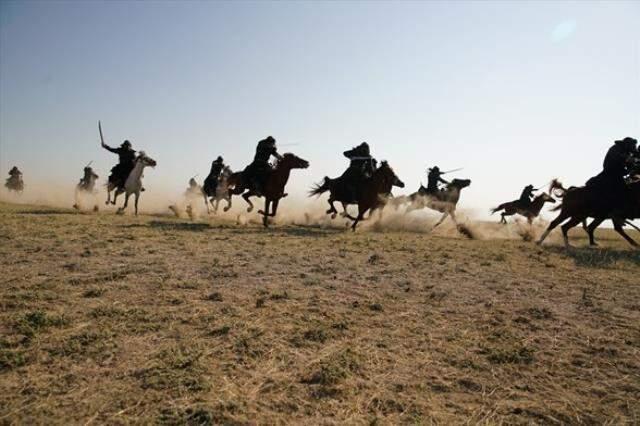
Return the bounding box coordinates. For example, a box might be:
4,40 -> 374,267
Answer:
271,164 -> 292,188
442,186 -> 460,202
530,197 -> 545,214
370,171 -> 392,194
126,160 -> 145,187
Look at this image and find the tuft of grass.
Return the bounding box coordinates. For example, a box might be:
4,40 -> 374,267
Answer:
15,310 -> 68,337
206,292 -> 223,302
83,287 -> 105,298
483,345 -> 535,365
136,345 -> 209,393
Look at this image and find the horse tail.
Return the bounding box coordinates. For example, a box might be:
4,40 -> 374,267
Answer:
309,176 -> 332,197
490,203 -> 507,214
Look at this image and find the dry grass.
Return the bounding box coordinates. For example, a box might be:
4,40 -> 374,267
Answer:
1,201 -> 639,424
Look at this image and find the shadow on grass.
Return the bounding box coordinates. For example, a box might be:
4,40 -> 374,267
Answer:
546,246 -> 640,268
227,224 -> 345,237
121,221 -> 212,232
15,209 -> 78,215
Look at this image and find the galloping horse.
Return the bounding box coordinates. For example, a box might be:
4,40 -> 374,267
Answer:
204,166 -> 233,214
402,179 -> 472,228
5,174 -> 24,194
228,153 -> 309,226
109,152 -> 157,215
311,161 -> 404,231
538,179 -> 639,247
491,193 -> 556,224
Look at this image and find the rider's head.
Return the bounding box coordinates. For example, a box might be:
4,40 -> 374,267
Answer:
615,137 -> 637,152
430,166 -> 440,174
189,178 -> 197,187
264,136 -> 276,145
525,184 -> 534,191
121,140 -> 132,149
215,156 -> 224,163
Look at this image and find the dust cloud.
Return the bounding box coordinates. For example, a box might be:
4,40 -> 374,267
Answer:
1,179 -> 552,241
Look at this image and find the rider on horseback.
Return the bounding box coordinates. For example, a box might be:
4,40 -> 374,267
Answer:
244,136 -> 282,196
78,166 -> 99,192
586,137 -> 638,206
340,142 -> 377,200
425,166 -> 448,195
6,166 -> 23,191
203,156 -> 225,196
102,139 -> 139,190
518,184 -> 535,208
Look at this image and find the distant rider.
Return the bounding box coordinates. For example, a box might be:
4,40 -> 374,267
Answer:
203,156 -> 225,196
517,184 -> 535,208
425,166 -> 448,195
244,136 -> 282,195
78,166 -> 99,192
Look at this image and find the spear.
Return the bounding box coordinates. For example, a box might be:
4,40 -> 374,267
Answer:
442,167 -> 463,174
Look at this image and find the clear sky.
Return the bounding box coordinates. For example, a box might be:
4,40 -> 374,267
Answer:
1,0 -> 638,213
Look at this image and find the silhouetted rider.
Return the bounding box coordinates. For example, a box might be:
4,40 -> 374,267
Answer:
518,184 -> 535,208
425,166 -> 448,195
78,166 -> 99,192
340,142 -> 377,200
586,137 -> 638,206
102,140 -> 136,190
244,136 -> 282,195
203,156 -> 225,195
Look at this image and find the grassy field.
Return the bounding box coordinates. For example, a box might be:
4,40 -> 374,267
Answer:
1,201 -> 639,424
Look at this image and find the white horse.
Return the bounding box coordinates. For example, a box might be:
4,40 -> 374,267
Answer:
205,165 -> 233,214
114,152 -> 157,215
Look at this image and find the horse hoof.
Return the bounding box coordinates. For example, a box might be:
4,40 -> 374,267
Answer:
257,210 -> 265,215
247,208 -> 253,213
331,213 -> 337,220
73,204 -> 79,210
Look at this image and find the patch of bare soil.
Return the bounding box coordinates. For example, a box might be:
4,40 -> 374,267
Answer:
1,202 -> 639,424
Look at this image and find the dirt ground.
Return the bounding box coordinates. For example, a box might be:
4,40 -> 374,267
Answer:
1,201 -> 639,424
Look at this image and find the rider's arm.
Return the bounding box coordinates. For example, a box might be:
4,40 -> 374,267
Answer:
438,176 -> 449,184
102,144 -> 118,154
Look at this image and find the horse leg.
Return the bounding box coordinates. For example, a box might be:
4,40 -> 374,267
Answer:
500,213 -> 507,224
258,199 -> 271,227
537,211 -> 570,245
134,192 -> 140,216
340,202 -> 350,218
433,212 -> 449,229
203,194 -> 210,214
326,199 -> 338,219
112,188 -> 123,206
242,191 -> 255,212
118,192 -> 131,214
351,206 -> 367,231
585,217 -> 605,246
613,218 -> 639,247
560,216 -> 584,248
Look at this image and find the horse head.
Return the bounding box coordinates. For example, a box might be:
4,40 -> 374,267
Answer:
278,153 -> 309,170
536,192 -> 556,204
136,151 -> 157,168
449,178 -> 471,190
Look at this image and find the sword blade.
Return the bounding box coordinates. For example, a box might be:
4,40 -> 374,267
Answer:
98,121 -> 105,145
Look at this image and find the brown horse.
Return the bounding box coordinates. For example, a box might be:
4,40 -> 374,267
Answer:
310,161 -> 404,230
403,179 -> 472,228
537,179 -> 639,248
491,193 -> 556,224
230,153 -> 309,227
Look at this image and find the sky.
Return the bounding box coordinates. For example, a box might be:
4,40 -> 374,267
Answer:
0,0 -> 639,214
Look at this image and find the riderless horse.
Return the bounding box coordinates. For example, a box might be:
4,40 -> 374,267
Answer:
107,152 -> 157,215
491,192 -> 556,224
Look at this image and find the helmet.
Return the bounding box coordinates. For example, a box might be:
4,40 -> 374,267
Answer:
121,140 -> 132,149
215,156 -> 224,163
189,178 -> 197,186
430,166 -> 440,173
